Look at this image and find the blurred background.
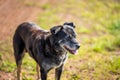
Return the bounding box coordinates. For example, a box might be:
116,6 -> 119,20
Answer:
0,0 -> 120,80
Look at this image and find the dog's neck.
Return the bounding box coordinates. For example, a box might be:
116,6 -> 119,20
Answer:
44,35 -> 67,57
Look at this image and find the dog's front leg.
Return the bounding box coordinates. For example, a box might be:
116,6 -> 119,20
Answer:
40,68 -> 47,80
55,65 -> 63,80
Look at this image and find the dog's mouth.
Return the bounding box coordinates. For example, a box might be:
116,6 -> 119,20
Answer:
64,46 -> 78,55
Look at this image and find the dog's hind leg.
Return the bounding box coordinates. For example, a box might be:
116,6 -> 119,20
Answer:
36,63 -> 40,80
13,33 -> 25,80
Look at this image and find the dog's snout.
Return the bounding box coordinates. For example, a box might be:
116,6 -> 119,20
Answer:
76,44 -> 80,49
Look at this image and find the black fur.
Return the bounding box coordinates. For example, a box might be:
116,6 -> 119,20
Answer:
13,22 -> 80,80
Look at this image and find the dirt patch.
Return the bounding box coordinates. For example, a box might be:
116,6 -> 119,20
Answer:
0,0 -> 48,40
0,71 -> 15,80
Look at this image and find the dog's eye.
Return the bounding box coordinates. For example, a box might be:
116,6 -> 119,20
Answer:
73,35 -> 76,38
65,35 -> 69,38
65,35 -> 71,40
69,36 -> 72,39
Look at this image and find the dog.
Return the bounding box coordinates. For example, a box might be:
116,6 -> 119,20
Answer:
13,22 -> 80,80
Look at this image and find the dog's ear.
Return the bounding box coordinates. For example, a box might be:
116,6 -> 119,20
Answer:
63,22 -> 75,28
50,26 -> 62,34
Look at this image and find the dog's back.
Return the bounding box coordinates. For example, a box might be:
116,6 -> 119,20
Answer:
13,22 -> 49,64
14,22 -> 48,40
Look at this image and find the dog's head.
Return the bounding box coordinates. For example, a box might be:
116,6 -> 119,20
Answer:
50,22 -> 80,55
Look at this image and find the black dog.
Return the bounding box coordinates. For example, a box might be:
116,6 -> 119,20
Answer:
13,22 -> 80,80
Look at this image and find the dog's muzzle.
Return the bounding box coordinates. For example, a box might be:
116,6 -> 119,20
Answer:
64,44 -> 80,55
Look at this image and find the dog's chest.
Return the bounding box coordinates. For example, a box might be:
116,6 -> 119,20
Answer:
42,55 -> 67,70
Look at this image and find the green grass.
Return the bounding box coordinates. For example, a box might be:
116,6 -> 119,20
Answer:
91,35 -> 116,52
0,0 -> 120,80
0,60 -> 16,72
109,56 -> 120,74
108,19 -> 120,48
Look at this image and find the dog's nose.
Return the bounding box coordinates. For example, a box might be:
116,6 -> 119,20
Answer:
76,44 -> 80,49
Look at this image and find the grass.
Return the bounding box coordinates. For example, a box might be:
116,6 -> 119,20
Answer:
109,56 -> 120,74
108,19 -> 120,48
0,61 -> 16,72
0,0 -> 120,80
91,35 -> 116,52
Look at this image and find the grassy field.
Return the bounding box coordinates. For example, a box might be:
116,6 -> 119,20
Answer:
0,0 -> 120,80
